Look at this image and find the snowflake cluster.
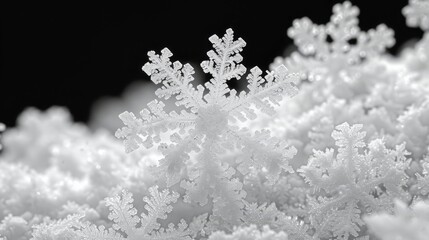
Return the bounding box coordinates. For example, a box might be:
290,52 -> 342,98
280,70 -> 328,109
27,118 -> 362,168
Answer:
1,1 -> 429,240
115,28 -> 298,227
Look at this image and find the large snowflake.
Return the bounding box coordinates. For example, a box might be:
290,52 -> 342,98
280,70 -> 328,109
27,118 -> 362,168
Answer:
115,29 -> 298,224
299,123 -> 410,239
272,1 -> 395,101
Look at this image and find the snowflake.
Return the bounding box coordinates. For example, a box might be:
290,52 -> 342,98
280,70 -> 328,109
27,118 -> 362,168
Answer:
403,0 -> 429,31
273,1 -> 394,87
115,29 -> 298,224
298,123 -> 410,239
31,186 -> 192,240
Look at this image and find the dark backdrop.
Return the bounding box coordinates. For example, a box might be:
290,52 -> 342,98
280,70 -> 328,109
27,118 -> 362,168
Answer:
1,0 -> 421,126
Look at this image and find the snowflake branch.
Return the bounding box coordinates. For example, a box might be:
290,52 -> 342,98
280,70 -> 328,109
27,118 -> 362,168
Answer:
143,48 -> 206,112
225,65 -> 299,119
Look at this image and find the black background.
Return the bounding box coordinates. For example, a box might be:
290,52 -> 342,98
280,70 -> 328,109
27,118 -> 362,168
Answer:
1,0 -> 421,127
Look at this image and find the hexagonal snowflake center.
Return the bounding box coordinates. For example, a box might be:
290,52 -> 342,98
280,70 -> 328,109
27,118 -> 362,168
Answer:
195,105 -> 228,136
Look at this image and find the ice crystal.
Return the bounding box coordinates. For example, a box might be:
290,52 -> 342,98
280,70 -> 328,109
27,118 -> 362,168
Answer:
239,201 -> 311,240
273,1 -> 394,95
79,186 -> 191,240
31,213 -> 84,240
403,0 -> 429,31
299,123 -> 410,239
116,29 -> 298,224
31,186 -> 192,240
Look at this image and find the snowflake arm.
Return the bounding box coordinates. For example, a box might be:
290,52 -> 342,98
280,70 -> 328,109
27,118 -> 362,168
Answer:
288,1 -> 394,62
299,148 -> 349,193
142,48 -> 206,112
79,224 -> 125,240
180,140 -> 246,225
352,24 -> 395,59
288,17 -> 329,58
78,187 -> 192,240
115,102 -> 197,153
331,123 -> 366,179
31,214 -> 84,240
147,220 -> 191,240
156,131 -> 202,187
105,190 -> 140,236
330,201 -> 363,239
403,0 -> 429,31
224,65 -> 299,119
241,202 -> 280,227
201,28 -> 247,103
326,1 -> 394,60
240,201 -> 312,240
139,186 -> 180,234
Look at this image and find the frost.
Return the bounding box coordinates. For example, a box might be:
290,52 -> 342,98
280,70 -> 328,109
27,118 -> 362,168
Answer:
365,200 -> 429,240
31,186 -> 192,240
116,28 -> 298,224
77,186 -> 191,240
403,0 -> 429,30
31,214 -> 84,240
208,225 -> 289,240
243,173 -> 309,219
299,123 -> 410,239
239,201 -> 311,240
